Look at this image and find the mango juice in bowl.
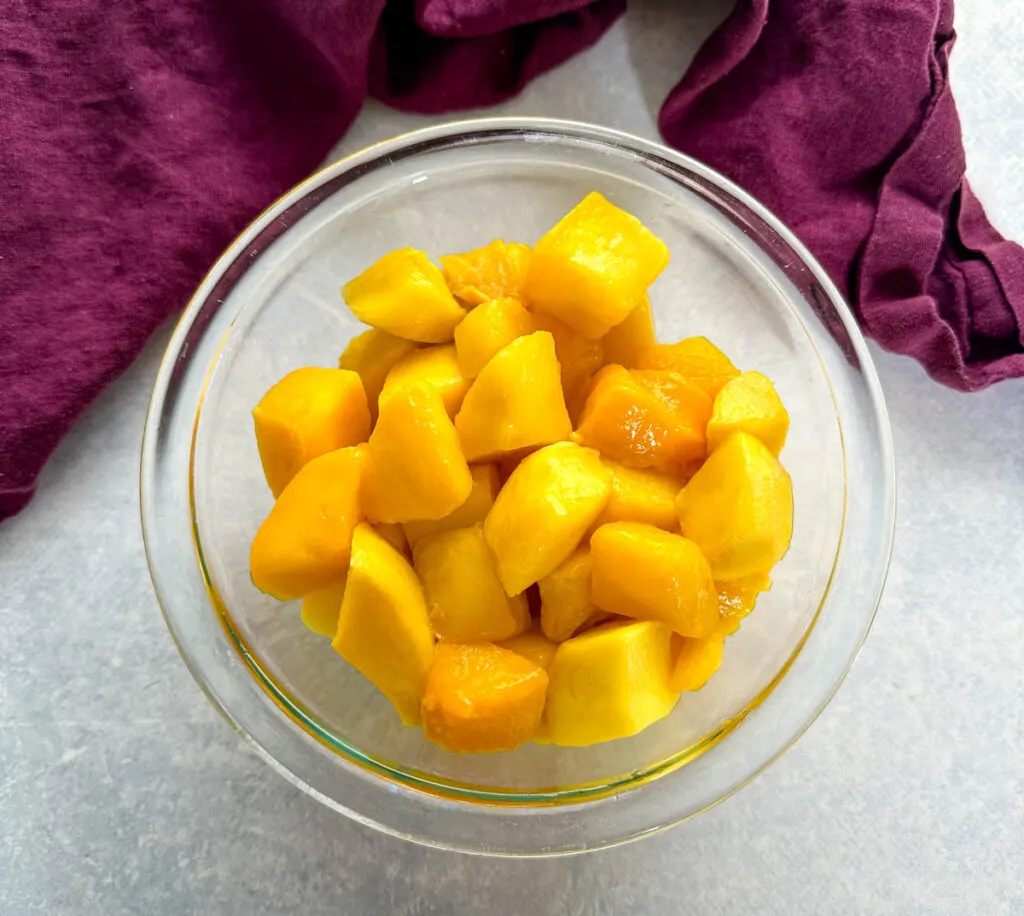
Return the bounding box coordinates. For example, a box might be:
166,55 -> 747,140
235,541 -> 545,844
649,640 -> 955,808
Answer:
141,119 -> 894,855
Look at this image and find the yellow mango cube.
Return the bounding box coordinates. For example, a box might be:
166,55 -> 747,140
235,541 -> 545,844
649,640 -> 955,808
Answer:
590,522 -> 718,637
253,367 -> 370,497
538,548 -> 598,643
707,371 -> 790,456
300,579 -> 347,638
675,432 -> 793,580
339,329 -> 419,423
421,643 -> 548,753
333,525 -> 435,725
637,337 -> 739,399
530,311 -> 605,424
362,385 -> 472,524
525,192 -> 669,338
499,624 -> 558,671
403,463 -> 499,547
250,447 -> 366,600
440,240 -> 532,306
592,459 -> 682,532
378,344 -> 470,418
546,620 -> 677,746
455,331 -> 572,463
453,297 -> 535,378
484,442 -> 611,596
413,524 -> 529,642
342,248 -> 465,343
670,635 -> 724,692
601,295 -> 656,368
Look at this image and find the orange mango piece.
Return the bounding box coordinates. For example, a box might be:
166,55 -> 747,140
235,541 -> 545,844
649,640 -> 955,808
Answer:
707,370 -> 790,456
333,525 -> 435,725
637,336 -> 739,399
676,432 -> 793,580
715,574 -> 771,637
670,635 -> 724,692
253,367 -> 370,497
453,297 -> 535,378
592,459 -> 682,532
342,248 -> 465,343
525,192 -> 669,338
300,578 -> 347,639
362,385 -> 472,524
403,463 -> 499,547
421,643 -> 548,753
590,522 -> 718,638
339,329 -> 419,423
440,240 -> 532,306
499,624 -> 558,671
455,331 -> 572,463
601,295 -> 656,368
378,344 -> 469,418
538,548 -> 599,643
250,447 -> 366,600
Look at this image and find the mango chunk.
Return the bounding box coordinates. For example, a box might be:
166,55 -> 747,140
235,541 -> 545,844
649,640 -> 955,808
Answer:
339,329 -> 419,423
403,463 -> 499,547
342,248 -> 465,343
499,624 -> 558,671
484,442 -> 611,596
670,635 -> 724,692
250,447 -> 366,600
575,365 -> 711,476
546,620 -> 677,747
373,523 -> 409,557
253,367 -> 370,497
414,524 -> 529,642
333,525 -> 435,724
378,344 -> 469,418
590,522 -> 718,637
715,574 -> 770,637
454,297 -> 535,378
455,331 -> 572,463
538,548 -> 599,643
675,432 -> 793,580
530,311 -> 605,423
601,295 -> 656,368
440,240 -> 532,306
707,371 -> 789,456
637,337 -> 739,399
300,579 -> 347,639
525,192 -> 669,338
362,385 -> 472,524
592,459 -> 682,531
421,643 -> 548,753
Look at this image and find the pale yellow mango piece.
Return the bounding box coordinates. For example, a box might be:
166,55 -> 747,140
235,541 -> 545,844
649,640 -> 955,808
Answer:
591,459 -> 682,532
525,192 -> 669,339
675,432 -> 793,580
403,463 -> 499,547
440,240 -> 532,306
378,344 -> 470,418
333,524 -> 435,725
338,329 -> 419,423
538,548 -> 598,643
413,524 -> 529,642
455,331 -> 572,463
670,635 -> 724,692
601,295 -> 655,368
342,248 -> 465,343
453,297 -> 535,378
707,371 -> 790,456
499,624 -> 558,671
253,367 -> 370,497
590,522 -> 718,638
300,579 -> 347,638
484,441 -> 611,596
250,447 -> 366,600
546,620 -> 677,746
362,385 -> 473,524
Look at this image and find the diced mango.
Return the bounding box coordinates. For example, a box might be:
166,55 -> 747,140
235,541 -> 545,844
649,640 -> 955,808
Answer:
455,331 -> 572,463
637,337 -> 739,399
675,432 -> 793,580
250,447 -> 366,600
592,459 -> 682,531
403,463 -> 499,547
333,525 -> 435,725
252,367 -> 370,497
339,329 -> 419,423
440,240 -> 532,306
538,548 -> 598,643
453,297 -> 535,378
342,248 -> 465,343
484,442 -> 611,596
378,344 -> 469,418
707,371 -> 789,456
499,624 -> 558,671
601,295 -> 656,368
362,385 -> 472,524
414,524 -> 530,642
575,365 -> 711,476
530,311 -> 604,423
670,635 -> 724,692
421,643 -> 548,753
525,192 -> 669,338
373,523 -> 409,557
546,620 -> 677,746
300,579 -> 347,639
715,575 -> 770,637
590,522 -> 718,637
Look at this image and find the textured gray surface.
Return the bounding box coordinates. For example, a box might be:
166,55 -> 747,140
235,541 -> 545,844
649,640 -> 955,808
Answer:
2,2 -> 1023,913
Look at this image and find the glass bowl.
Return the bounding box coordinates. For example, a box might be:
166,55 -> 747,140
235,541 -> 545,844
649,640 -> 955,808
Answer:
140,118 -> 895,856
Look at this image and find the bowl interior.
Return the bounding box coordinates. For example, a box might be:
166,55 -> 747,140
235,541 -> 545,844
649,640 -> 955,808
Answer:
190,136 -> 845,798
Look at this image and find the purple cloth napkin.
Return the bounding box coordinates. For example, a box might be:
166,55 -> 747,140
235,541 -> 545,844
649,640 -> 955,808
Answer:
1,0 -> 1021,522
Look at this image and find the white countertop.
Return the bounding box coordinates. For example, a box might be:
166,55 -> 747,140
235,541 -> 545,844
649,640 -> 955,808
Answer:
3,2 -> 1022,912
